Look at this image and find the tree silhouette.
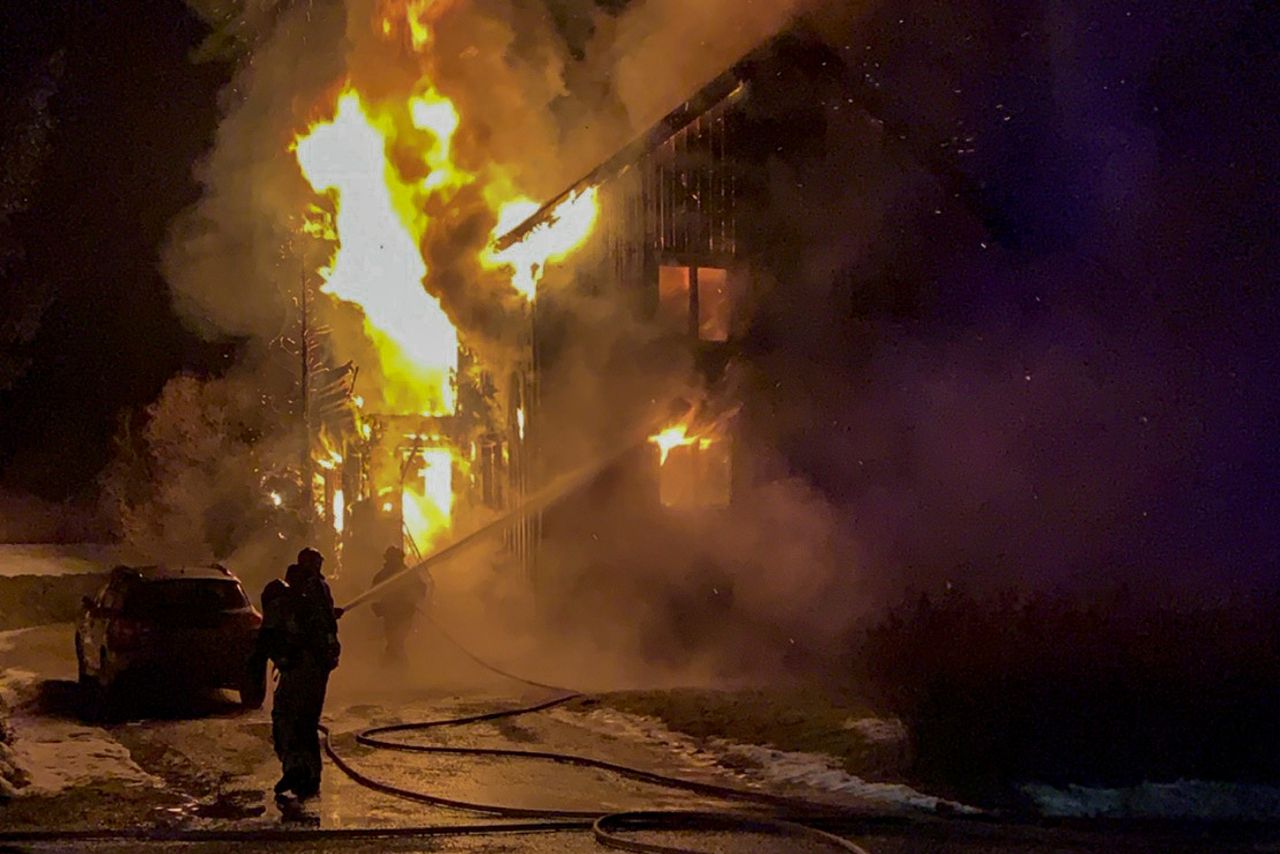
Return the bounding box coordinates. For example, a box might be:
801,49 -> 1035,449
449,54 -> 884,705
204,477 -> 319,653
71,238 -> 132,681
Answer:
0,51 -> 63,391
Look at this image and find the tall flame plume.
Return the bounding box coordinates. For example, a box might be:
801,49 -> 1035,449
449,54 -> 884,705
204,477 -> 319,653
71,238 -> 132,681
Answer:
290,2 -> 599,549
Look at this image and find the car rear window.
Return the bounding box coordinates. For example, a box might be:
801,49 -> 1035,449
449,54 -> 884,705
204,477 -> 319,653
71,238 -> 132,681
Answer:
124,580 -> 248,616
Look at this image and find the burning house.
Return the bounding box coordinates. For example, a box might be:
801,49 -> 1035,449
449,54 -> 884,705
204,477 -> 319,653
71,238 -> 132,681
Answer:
490,28 -> 877,590
275,3 -> 603,580
279,9 -> 945,605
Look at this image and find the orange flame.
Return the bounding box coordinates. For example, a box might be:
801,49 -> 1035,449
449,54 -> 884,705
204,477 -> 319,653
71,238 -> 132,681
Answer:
291,4 -> 599,547
402,446 -> 454,548
649,422 -> 714,466
294,90 -> 458,416
486,187 -> 600,299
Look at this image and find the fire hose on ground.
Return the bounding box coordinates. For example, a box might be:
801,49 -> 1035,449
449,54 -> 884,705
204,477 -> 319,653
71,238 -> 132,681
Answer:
319,640 -> 873,852
0,435 -> 876,852
320,436 -> 875,852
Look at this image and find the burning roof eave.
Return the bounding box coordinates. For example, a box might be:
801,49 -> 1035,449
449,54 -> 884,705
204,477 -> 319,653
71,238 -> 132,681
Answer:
492,41 -> 769,253
495,19 -> 1017,255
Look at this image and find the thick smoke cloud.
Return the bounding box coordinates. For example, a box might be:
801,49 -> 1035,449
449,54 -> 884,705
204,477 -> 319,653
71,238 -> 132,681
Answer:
164,1 -> 348,342
556,0 -> 819,173
734,0 -> 1280,605
162,0 -> 823,357
148,0 -> 1277,677
98,353 -> 303,571
509,0 -> 1279,679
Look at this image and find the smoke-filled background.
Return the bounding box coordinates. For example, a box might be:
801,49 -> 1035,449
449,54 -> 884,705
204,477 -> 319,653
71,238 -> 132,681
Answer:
520,0 -> 1280,675
1,0 -> 1277,681
764,0 -> 1280,603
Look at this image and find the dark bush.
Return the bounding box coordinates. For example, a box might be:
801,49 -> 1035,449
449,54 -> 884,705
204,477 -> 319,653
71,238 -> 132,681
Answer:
858,587 -> 1280,801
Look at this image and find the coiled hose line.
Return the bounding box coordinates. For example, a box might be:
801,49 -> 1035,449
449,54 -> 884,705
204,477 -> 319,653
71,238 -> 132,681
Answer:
316,614 -> 872,853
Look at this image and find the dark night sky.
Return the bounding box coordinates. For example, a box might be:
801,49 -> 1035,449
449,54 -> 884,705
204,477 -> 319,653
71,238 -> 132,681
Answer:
0,0 -> 231,498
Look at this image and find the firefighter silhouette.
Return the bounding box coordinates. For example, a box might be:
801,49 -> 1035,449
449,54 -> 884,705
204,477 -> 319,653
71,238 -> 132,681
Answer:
370,547 -> 429,665
257,548 -> 342,799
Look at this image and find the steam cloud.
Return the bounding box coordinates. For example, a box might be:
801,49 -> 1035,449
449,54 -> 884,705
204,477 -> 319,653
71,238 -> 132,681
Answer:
721,0 -> 1279,609
506,0 -> 1279,677
139,0 -> 1276,678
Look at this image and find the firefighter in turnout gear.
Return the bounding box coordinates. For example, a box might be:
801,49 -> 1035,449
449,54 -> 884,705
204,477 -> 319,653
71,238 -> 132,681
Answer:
251,578 -> 291,771
259,548 -> 342,800
370,547 -> 429,665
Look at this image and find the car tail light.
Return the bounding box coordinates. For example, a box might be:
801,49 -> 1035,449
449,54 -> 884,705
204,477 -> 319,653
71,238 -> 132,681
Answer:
108,618 -> 149,647
227,609 -> 261,628
218,610 -> 261,633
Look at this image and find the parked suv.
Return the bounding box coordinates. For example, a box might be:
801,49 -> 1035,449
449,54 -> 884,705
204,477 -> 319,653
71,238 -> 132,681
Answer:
76,564 -> 266,719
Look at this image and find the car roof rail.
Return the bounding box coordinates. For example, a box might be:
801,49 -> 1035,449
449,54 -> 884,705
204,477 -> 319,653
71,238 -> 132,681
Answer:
212,563 -> 232,576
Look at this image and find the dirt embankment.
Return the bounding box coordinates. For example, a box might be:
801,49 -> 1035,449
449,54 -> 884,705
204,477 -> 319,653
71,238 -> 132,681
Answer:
0,574 -> 105,632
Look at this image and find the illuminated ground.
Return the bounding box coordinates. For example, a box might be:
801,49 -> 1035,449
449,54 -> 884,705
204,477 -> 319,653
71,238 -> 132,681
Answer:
0,623 -> 876,850
0,624 -> 1267,852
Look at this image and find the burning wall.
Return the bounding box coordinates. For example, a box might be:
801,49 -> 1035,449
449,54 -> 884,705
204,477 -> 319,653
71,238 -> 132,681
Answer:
505,30 -> 870,668
133,0 -> 1280,679
152,0 -> 877,666
156,0 -> 829,569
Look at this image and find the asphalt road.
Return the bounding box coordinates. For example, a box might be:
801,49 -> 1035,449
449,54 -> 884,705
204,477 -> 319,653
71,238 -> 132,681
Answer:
2,623 -> 1276,852
0,622 -> 876,851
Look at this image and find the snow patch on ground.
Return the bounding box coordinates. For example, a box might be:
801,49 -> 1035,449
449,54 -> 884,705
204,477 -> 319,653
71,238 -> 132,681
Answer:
1,658 -> 160,797
560,706 -> 977,815
0,626 -> 43,655
0,667 -> 40,708
6,715 -> 162,796
1025,780 -> 1280,820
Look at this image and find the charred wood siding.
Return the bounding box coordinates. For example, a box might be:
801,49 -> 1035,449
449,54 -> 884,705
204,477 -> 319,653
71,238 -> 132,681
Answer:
500,29 -> 851,579
584,84 -> 745,328
647,93 -> 739,263
504,88 -> 750,580
503,363 -> 540,576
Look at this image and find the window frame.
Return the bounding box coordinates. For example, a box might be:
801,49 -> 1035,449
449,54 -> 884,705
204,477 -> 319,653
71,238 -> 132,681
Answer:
656,433 -> 734,509
654,259 -> 742,342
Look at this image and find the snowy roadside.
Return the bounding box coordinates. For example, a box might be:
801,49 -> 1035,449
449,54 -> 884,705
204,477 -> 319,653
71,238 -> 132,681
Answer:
1024,780 -> 1280,821
0,672 -> 26,796
0,635 -> 40,796
2,713 -> 163,798
554,704 -> 979,816
0,626 -> 43,655
1,626 -> 162,799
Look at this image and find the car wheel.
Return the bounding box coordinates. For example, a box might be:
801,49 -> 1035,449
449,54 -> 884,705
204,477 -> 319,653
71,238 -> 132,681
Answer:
81,651 -> 118,723
80,672 -> 106,722
75,638 -> 90,688
239,659 -> 267,710
76,641 -> 105,722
